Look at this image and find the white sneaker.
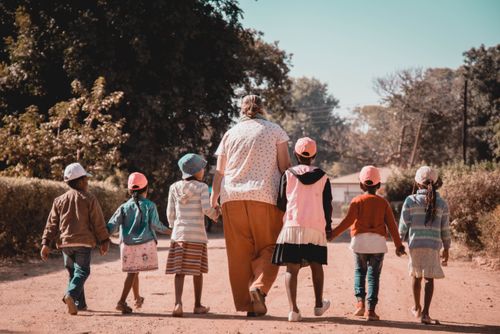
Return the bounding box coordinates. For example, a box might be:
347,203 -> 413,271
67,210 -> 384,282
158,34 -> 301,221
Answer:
288,310 -> 302,322
314,299 -> 331,316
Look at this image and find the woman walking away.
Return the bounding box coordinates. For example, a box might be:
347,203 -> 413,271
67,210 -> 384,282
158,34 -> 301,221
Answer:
272,137 -> 332,322
107,172 -> 171,314
211,94 -> 291,316
399,166 -> 451,325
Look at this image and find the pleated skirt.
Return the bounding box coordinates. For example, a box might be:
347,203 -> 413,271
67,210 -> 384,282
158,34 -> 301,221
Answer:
272,226 -> 328,265
408,248 -> 445,279
165,241 -> 208,275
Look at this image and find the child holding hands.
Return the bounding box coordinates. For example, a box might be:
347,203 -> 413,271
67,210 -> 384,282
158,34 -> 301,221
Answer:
331,166 -> 405,321
40,163 -> 110,315
107,172 -> 170,314
166,153 -> 219,317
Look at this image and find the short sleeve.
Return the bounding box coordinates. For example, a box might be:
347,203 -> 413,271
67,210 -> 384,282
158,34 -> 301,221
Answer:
215,132 -> 228,156
275,125 -> 289,145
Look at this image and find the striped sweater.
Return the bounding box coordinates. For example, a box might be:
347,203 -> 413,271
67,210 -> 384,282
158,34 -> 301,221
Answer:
398,190 -> 451,250
167,180 -> 218,244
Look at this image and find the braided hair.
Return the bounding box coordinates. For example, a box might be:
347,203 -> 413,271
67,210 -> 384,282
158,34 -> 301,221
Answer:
130,186 -> 148,216
413,180 -> 437,226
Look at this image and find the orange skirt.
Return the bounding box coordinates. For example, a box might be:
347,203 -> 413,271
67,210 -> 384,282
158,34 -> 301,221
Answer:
165,241 -> 208,275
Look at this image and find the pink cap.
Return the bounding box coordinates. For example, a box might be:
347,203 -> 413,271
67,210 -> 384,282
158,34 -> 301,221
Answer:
295,137 -> 317,157
128,172 -> 148,190
359,166 -> 381,185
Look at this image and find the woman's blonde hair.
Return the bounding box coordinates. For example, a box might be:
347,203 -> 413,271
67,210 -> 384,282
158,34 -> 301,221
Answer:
241,94 -> 264,118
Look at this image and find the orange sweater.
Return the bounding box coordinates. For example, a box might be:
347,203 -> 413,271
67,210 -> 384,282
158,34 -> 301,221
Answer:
332,193 -> 402,248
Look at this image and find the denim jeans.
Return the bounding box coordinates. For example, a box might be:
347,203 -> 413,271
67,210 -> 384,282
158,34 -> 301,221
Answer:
354,253 -> 384,310
62,247 -> 91,309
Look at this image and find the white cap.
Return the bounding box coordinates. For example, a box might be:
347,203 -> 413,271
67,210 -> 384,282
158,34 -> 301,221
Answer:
64,163 -> 92,182
415,166 -> 438,185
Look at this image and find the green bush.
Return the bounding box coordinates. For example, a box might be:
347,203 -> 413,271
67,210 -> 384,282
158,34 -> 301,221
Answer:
0,176 -> 126,257
440,162 -> 500,250
385,167 -> 418,203
478,206 -> 500,258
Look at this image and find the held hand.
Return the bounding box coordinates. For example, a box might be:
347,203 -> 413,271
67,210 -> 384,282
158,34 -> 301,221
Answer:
441,249 -> 449,266
210,193 -> 219,209
40,245 -> 50,261
99,240 -> 110,256
396,245 -> 407,257
326,230 -> 333,242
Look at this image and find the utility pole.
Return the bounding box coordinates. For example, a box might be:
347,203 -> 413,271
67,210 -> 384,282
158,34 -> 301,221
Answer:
409,115 -> 424,168
462,79 -> 468,165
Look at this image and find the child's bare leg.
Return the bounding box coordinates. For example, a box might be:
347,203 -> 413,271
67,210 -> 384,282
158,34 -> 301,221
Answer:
175,274 -> 185,306
310,263 -> 324,308
422,278 -> 434,316
412,277 -> 422,311
132,274 -> 140,300
285,264 -> 301,313
119,273 -> 137,304
193,274 -> 203,308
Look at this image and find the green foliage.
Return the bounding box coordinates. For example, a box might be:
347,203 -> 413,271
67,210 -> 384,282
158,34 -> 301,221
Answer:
0,1 -> 292,210
440,162 -> 500,249
463,44 -> 500,161
478,206 -> 500,258
0,176 -> 126,257
385,167 -> 418,202
0,77 -> 128,180
274,77 -> 346,170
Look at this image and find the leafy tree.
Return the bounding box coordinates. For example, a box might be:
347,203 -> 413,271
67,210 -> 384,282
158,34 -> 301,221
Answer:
0,77 -> 128,179
275,77 -> 346,173
463,44 -> 500,161
0,1 -> 292,209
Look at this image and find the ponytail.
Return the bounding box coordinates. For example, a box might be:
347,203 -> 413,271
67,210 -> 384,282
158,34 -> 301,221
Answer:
241,95 -> 263,118
424,181 -> 437,226
132,190 -> 142,214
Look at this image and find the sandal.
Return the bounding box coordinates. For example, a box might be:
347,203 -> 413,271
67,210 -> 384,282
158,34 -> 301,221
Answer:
249,288 -> 267,316
134,296 -> 145,309
421,314 -> 440,325
116,301 -> 133,314
172,303 -> 183,317
411,306 -> 422,318
193,305 -> 210,314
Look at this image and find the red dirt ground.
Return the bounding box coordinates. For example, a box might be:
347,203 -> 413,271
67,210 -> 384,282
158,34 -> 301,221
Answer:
1,233 -> 499,334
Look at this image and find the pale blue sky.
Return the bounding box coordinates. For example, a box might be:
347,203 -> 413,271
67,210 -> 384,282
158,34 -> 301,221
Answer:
238,0 -> 500,117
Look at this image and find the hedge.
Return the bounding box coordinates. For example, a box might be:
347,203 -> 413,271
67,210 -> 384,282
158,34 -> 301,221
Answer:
0,176 -> 126,257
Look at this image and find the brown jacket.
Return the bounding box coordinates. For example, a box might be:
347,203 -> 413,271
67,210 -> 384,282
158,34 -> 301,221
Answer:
42,189 -> 109,248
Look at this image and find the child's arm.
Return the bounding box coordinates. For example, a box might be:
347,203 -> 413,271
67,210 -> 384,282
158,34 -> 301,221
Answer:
150,204 -> 170,234
89,197 -> 110,254
331,200 -> 358,238
440,201 -> 451,264
166,185 -> 176,227
398,197 -> 412,242
41,201 -> 60,260
106,206 -> 124,235
384,200 -> 405,255
276,172 -> 288,212
201,184 -> 218,221
322,179 -> 333,240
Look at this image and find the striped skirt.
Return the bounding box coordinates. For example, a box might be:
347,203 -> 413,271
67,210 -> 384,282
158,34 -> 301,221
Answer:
165,241 -> 208,275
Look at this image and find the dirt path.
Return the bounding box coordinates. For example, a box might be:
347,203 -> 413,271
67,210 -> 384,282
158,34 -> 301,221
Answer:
1,234 -> 499,334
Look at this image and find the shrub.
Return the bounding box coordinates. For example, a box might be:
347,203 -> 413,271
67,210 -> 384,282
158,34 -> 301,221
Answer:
0,176 -> 126,257
385,167 -> 418,203
478,206 -> 500,258
440,162 -> 500,249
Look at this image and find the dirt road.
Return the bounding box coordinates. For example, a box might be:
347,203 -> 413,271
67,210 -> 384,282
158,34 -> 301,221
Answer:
1,233 -> 499,334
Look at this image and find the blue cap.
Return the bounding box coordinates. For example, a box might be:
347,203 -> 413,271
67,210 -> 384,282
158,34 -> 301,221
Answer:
178,153 -> 207,179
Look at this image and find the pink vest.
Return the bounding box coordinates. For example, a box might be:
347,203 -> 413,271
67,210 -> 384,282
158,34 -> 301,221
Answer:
283,165 -> 328,232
